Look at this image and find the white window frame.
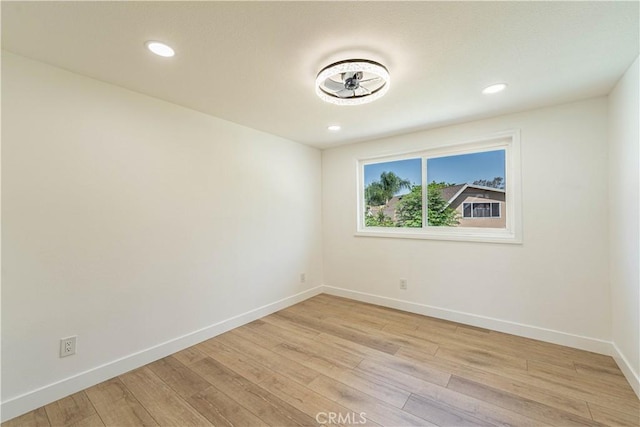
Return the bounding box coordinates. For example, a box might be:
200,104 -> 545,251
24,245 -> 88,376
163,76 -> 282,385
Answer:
356,130 -> 522,244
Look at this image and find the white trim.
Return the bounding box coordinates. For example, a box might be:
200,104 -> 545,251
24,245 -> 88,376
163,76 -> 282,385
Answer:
611,342 -> 640,398
0,286 -> 324,423
354,227 -> 519,244
323,285 -> 613,355
448,184 -> 470,205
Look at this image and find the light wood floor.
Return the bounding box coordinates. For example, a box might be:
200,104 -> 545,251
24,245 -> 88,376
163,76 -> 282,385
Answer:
5,294 -> 639,427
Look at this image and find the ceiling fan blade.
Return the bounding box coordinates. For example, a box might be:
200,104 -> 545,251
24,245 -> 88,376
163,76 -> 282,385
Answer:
323,78 -> 345,92
336,89 -> 353,98
359,77 -> 381,83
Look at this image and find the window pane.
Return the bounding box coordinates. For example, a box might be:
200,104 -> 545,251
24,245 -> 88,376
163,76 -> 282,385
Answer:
491,202 -> 500,217
463,203 -> 472,218
426,150 -> 506,228
474,203 -> 490,217
363,158 -> 421,228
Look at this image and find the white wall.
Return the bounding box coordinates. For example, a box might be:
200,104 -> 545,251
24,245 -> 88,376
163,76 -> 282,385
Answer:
1,52 -> 323,418
323,98 -> 611,350
608,56 -> 640,396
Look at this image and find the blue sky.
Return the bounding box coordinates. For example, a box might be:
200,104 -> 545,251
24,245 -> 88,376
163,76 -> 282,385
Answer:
427,150 -> 505,185
364,150 -> 505,195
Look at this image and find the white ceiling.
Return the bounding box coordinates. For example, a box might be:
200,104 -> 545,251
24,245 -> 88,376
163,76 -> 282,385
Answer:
2,1 -> 638,149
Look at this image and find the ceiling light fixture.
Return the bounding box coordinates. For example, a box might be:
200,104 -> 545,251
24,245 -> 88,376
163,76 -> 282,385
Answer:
316,59 -> 390,106
327,125 -> 341,131
145,41 -> 175,58
482,83 -> 507,94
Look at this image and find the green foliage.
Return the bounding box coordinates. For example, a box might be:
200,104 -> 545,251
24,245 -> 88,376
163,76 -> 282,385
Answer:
395,183 -> 459,227
364,175 -> 458,228
364,182 -> 386,206
365,210 -> 395,227
473,176 -> 504,189
365,171 -> 411,207
427,181 -> 451,191
426,182 -> 459,226
396,185 -> 423,227
378,171 -> 411,204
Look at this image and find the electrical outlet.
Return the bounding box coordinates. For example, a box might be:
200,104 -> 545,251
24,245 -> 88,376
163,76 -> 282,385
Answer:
60,336 -> 77,358
399,279 -> 408,290
300,273 -> 306,284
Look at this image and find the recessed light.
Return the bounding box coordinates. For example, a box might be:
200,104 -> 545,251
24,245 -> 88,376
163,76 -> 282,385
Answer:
145,41 -> 175,58
327,125 -> 341,131
482,83 -> 507,94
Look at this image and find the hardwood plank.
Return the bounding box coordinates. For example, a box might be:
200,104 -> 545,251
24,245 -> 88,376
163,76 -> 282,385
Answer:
403,393 -> 493,427
574,361 -> 636,391
527,359 -> 638,400
249,320 -> 365,366
190,357 -> 316,426
386,321 -> 578,370
455,324 -> 491,336
448,375 -> 608,427
147,356 -> 211,399
44,392 -> 101,427
308,375 -> 436,427
84,378 -> 158,426
315,332 -> 451,387
257,371 -> 382,426
1,407 -> 50,427
119,367 -> 213,426
218,329 -> 319,385
197,339 -> 276,384
253,318 -> 366,372
327,367 -> 411,408
67,414 -> 105,427
261,312 -> 325,337
435,345 -> 528,376
275,310 -> 400,355
588,402 -> 640,427
172,346 -> 207,367
356,359 -> 550,427
396,345 -> 595,418
292,299 -> 389,330
322,317 -> 439,355
230,324 -> 285,350
249,315 -> 321,340
269,331 -> 363,372
399,344 -> 639,417
309,294 -> 357,307
486,329 -> 620,369
575,361 -> 626,379
187,386 -> 269,427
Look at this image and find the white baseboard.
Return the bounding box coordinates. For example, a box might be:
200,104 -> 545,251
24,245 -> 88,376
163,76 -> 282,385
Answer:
323,286 -> 613,355
0,286 -> 323,423
611,342 -> 640,399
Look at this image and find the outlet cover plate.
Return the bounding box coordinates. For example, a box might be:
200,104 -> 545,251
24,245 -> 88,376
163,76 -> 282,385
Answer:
60,336 -> 77,357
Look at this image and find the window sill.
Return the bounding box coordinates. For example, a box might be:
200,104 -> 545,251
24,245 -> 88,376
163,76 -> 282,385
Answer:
355,227 -> 522,244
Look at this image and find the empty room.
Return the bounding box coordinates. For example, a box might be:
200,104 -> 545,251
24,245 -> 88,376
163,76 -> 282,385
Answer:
2,1 -> 639,426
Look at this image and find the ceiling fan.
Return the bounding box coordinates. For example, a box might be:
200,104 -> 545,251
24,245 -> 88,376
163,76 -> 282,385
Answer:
315,59 -> 390,106
323,71 -> 383,98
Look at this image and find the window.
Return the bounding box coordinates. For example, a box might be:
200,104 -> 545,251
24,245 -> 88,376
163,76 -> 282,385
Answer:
363,159 -> 421,228
357,131 -> 522,243
463,202 -> 500,218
